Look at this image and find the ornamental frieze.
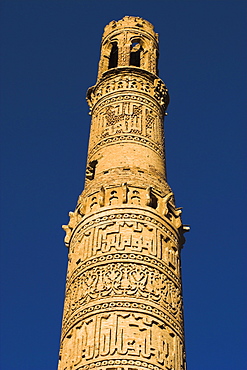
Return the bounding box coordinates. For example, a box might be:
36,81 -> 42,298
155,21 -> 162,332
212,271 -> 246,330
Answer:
61,299 -> 184,344
60,312 -> 184,370
87,70 -> 168,111
62,186 -> 183,248
68,219 -> 180,273
62,262 -> 182,324
88,101 -> 164,153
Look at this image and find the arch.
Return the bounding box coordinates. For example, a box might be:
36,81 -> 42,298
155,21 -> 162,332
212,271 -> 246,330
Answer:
155,49 -> 160,75
108,42 -> 118,69
129,39 -> 143,67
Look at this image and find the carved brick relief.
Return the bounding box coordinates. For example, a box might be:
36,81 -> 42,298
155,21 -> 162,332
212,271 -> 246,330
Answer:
87,73 -> 168,110
68,251 -> 180,291
59,312 -> 184,369
61,298 -> 184,347
83,166 -> 172,199
70,219 -> 160,260
69,216 -> 180,263
88,99 -> 164,159
87,79 -> 167,170
63,262 -> 182,324
62,186 -> 183,248
99,103 -> 159,141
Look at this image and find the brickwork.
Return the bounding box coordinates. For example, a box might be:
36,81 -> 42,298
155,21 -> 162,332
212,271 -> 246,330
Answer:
58,16 -> 188,370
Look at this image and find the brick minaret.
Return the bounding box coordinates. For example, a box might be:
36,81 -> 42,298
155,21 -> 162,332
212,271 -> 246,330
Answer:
58,16 -> 189,370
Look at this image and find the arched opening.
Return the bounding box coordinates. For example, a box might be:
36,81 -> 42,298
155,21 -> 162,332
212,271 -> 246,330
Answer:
108,42 -> 118,69
150,193 -> 158,209
130,40 -> 143,67
85,160 -> 98,180
156,49 -> 160,75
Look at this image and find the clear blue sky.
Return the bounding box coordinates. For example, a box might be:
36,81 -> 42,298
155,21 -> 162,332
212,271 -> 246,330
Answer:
0,1 -> 246,369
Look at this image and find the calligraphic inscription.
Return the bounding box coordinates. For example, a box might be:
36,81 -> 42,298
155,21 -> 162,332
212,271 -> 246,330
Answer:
88,101 -> 163,156
63,262 -> 182,323
93,93 -> 161,115
59,312 -> 184,369
61,299 -> 184,346
70,219 -> 179,268
72,220 -> 158,258
92,102 -> 161,141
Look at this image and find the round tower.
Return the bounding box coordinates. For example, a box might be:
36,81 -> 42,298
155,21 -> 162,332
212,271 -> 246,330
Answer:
58,16 -> 188,370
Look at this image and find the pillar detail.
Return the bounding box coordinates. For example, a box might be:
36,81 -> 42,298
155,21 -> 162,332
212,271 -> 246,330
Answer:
58,16 -> 188,370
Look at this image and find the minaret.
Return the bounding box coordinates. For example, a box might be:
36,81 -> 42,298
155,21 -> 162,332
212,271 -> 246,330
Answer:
58,16 -> 189,370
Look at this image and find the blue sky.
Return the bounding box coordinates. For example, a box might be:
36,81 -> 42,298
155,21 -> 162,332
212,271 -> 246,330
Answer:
0,1 -> 246,369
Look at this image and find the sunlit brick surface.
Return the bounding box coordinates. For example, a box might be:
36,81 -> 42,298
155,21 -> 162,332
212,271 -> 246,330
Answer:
58,16 -> 188,370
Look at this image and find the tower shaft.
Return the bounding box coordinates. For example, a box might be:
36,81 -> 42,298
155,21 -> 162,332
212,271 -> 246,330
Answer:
58,16 -> 187,370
